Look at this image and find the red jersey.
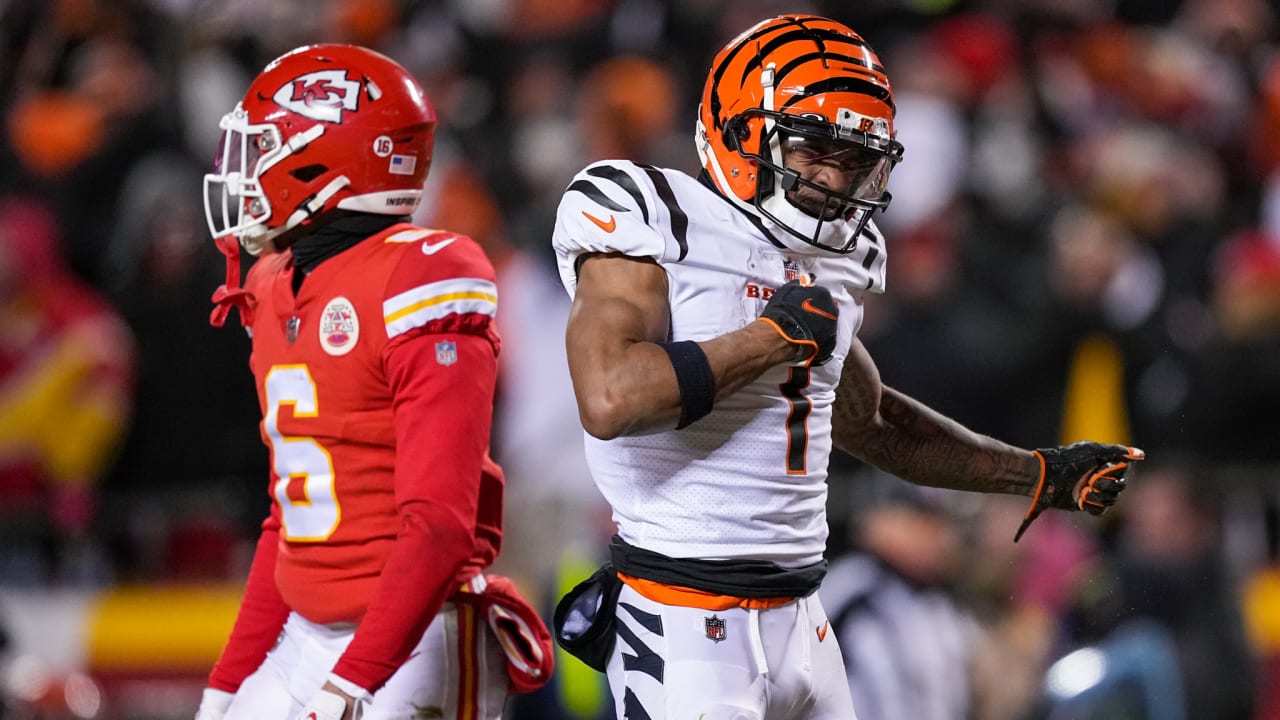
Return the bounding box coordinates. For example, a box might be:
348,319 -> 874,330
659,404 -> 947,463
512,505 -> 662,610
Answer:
209,222 -> 504,693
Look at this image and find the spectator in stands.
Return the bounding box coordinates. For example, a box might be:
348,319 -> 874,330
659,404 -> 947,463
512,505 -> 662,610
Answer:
0,195 -> 134,585
1075,457 -> 1256,719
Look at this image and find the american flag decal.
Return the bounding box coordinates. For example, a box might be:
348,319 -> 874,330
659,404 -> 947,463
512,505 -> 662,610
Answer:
389,154 -> 416,175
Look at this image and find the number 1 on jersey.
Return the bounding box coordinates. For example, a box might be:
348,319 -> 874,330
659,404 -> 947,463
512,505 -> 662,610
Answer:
264,365 -> 340,541
780,367 -> 812,474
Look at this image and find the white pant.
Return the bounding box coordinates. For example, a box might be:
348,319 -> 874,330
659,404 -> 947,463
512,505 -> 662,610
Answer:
606,586 -> 858,720
226,604 -> 509,720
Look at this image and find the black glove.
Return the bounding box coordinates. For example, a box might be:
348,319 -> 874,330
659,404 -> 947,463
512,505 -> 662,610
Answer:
757,280 -> 839,366
1014,441 -> 1145,542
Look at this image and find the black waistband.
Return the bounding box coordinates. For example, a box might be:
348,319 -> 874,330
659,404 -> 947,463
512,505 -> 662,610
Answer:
609,535 -> 827,598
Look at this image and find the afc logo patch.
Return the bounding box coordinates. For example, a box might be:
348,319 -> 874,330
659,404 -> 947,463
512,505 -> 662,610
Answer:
704,615 -> 726,643
274,70 -> 361,123
319,296 -> 359,356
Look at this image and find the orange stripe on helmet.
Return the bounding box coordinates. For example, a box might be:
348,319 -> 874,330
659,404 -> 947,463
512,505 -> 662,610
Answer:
699,14 -> 896,204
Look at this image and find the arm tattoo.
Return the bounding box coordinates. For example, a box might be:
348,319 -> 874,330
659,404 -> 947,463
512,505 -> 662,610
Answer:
833,383 -> 1039,497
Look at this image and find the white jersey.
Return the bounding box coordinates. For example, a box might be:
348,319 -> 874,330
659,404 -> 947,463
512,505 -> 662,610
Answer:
552,160 -> 887,567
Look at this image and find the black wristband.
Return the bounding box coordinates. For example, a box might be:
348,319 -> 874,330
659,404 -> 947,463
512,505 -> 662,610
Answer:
664,340 -> 716,429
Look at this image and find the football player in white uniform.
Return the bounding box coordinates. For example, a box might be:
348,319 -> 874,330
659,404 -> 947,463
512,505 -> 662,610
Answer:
550,14 -> 1144,720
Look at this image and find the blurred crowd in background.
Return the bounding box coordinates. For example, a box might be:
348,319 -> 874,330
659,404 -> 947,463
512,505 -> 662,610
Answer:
2,0 -> 1280,717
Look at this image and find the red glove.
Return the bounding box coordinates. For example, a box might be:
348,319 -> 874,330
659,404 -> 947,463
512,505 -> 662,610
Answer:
453,574 -> 554,694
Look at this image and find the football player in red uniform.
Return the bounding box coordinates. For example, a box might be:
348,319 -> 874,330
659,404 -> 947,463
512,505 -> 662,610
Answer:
195,45 -> 552,720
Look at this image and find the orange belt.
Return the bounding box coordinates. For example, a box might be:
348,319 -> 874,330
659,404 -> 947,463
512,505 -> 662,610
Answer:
617,572 -> 797,611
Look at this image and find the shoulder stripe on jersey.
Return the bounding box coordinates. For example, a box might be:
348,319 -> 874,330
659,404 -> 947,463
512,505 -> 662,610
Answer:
586,165 -> 650,224
384,277 -> 497,339
863,223 -> 884,246
567,179 -> 629,213
637,164 -> 689,262
861,245 -> 880,271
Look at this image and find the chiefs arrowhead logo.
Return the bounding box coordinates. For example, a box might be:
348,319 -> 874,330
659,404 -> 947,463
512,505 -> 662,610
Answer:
274,70 -> 361,123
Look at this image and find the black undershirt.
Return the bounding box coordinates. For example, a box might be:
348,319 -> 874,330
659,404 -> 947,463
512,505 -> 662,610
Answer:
289,212 -> 407,294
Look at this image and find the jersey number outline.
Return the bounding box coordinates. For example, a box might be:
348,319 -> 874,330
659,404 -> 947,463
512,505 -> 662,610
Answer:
780,367 -> 812,474
264,365 -> 340,541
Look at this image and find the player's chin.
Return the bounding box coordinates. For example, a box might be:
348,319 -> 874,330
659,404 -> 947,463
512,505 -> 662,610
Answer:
787,192 -> 846,222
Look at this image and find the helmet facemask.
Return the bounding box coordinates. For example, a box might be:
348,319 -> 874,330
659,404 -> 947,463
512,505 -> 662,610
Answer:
204,44 -> 438,328
696,14 -> 905,255
734,106 -> 902,254
203,105 -> 329,256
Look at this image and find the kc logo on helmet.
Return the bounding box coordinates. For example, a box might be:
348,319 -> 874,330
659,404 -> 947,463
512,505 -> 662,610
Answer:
274,70 -> 361,123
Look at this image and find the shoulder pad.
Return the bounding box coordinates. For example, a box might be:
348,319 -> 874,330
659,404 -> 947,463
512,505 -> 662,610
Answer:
383,229 -> 498,340
553,160 -> 693,297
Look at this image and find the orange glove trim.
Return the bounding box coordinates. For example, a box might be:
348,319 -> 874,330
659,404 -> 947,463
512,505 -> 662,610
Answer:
756,317 -> 819,367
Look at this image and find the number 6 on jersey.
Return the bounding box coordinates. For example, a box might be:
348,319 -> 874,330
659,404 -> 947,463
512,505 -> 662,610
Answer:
264,365 -> 340,540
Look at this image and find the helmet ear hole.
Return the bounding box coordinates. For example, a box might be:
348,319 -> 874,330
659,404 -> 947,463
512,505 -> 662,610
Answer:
291,164 -> 328,182
723,116 -> 749,153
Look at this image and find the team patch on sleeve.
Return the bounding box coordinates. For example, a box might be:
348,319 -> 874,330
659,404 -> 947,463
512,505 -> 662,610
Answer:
383,277 -> 498,339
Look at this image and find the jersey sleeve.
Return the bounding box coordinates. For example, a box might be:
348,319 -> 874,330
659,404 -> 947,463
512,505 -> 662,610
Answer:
552,160 -> 674,299
207,514 -> 291,693
380,231 -> 500,347
330,234 -> 502,693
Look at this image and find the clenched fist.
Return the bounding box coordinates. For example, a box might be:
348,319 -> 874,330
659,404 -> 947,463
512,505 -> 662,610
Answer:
757,279 -> 840,366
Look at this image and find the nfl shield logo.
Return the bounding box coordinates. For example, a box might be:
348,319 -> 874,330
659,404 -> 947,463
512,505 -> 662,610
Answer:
704,615 -> 726,643
783,259 -> 801,282
435,340 -> 458,366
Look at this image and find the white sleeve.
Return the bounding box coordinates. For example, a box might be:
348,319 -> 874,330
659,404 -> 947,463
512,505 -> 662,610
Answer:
551,160 -> 673,299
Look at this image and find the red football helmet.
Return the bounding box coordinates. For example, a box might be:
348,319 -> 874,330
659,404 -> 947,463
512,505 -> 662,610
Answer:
697,15 -> 904,254
205,44 -> 436,326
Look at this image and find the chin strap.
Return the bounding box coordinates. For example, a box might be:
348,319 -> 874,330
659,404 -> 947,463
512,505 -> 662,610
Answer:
210,234 -> 255,328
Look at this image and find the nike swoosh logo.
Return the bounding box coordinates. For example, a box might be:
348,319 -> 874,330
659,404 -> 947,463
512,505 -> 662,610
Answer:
582,211 -> 616,233
421,237 -> 457,255
802,298 -> 837,321
816,620 -> 829,642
